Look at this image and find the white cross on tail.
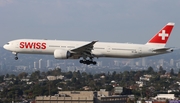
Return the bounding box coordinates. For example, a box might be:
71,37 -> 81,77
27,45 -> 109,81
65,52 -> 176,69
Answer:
158,30 -> 168,40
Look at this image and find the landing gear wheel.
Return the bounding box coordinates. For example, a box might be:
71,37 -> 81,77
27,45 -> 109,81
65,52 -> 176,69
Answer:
79,60 -> 84,63
86,60 -> 91,65
92,61 -> 97,65
15,57 -> 18,60
79,59 -> 97,65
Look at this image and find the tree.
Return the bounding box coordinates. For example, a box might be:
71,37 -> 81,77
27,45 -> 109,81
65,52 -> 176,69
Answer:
105,85 -> 113,91
166,99 -> 169,103
71,77 -> 77,83
73,70 -> 81,79
18,72 -> 28,79
52,68 -> 61,76
141,99 -> 146,103
178,69 -> 180,77
170,68 -> 174,76
6,74 -> 9,78
41,71 -> 47,78
0,75 -> 4,82
88,80 -> 95,90
127,98 -> 134,103
147,67 -> 154,74
10,74 -> 16,78
112,71 -> 116,80
158,66 -> 166,75
64,71 -> 73,79
30,70 -> 41,81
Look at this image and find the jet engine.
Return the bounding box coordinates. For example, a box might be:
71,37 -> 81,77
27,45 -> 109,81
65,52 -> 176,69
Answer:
54,49 -> 72,59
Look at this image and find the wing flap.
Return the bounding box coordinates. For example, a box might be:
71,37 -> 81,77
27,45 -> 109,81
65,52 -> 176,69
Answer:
70,40 -> 98,54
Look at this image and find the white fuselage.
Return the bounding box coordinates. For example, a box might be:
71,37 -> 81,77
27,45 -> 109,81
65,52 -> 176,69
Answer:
3,39 -> 171,59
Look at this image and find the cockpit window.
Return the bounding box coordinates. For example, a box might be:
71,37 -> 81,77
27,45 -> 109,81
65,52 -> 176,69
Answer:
6,43 -> 9,45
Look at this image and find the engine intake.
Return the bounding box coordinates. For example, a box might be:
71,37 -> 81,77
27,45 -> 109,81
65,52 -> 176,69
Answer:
54,49 -> 72,59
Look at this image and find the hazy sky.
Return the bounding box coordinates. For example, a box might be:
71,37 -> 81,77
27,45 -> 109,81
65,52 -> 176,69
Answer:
0,0 -> 180,47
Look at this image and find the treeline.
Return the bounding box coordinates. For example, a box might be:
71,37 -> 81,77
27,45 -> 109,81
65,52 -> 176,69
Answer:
0,66 -> 180,102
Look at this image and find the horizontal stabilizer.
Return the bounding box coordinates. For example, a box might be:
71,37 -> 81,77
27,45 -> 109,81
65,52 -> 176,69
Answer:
153,47 -> 172,52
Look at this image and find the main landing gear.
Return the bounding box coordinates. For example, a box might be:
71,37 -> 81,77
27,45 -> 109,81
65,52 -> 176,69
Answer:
79,59 -> 97,65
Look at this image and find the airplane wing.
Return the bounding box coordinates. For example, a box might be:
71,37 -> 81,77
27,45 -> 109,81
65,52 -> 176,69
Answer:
70,40 -> 98,57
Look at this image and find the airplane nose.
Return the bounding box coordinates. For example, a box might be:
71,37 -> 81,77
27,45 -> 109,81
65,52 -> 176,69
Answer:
3,44 -> 7,50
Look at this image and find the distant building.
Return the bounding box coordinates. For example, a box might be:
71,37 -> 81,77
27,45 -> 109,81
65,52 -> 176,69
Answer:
34,62 -> 37,69
114,60 -> 120,66
140,76 -> 150,81
46,60 -> 51,68
39,59 -> 42,69
159,59 -> 164,67
137,101 -> 153,103
154,94 -> 175,100
114,87 -> 123,95
142,58 -> 146,66
129,59 -> 134,66
47,76 -> 56,81
35,90 -> 129,103
136,81 -> 145,87
0,63 -> 6,70
135,62 -> 140,66
21,78 -> 29,82
47,75 -> 64,81
28,64 -> 31,69
160,73 -> 171,78
83,86 -> 91,91
96,61 -> 102,66
170,59 -> 174,66
176,62 -> 179,68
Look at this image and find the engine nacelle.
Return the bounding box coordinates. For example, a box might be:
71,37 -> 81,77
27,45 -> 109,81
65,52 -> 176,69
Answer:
54,49 -> 72,59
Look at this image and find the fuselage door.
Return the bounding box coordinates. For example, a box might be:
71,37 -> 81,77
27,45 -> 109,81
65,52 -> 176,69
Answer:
107,46 -> 111,52
138,47 -> 142,57
15,42 -> 19,48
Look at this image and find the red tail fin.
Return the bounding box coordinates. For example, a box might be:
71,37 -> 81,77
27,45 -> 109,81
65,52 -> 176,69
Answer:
146,22 -> 174,47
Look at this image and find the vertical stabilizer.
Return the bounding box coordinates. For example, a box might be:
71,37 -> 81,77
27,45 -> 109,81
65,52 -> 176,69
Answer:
146,22 -> 174,47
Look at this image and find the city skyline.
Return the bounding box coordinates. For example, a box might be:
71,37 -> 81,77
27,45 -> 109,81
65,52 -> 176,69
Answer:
1,47 -> 180,75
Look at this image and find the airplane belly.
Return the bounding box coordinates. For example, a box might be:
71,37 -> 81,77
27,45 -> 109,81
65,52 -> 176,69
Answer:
93,49 -> 137,58
107,50 -> 137,58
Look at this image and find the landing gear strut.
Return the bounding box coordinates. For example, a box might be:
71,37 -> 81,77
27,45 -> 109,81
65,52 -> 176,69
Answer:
13,52 -> 18,60
79,59 -> 97,65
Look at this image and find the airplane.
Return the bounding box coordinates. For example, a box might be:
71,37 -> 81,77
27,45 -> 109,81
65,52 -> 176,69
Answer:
3,22 -> 175,65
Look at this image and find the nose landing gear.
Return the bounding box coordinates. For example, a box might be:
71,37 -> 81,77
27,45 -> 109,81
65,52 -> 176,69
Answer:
15,56 -> 18,60
12,52 -> 18,60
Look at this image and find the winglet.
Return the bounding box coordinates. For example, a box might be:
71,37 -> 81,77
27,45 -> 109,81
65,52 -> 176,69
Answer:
146,22 -> 175,47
